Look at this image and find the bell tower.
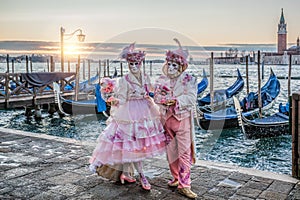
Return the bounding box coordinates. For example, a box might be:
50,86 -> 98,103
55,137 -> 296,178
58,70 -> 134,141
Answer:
277,8 -> 287,54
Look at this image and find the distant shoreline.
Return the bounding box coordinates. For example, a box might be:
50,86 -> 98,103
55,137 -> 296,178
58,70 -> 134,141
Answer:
0,40 -> 277,60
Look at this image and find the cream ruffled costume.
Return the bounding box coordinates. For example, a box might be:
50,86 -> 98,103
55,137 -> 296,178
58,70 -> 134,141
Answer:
90,72 -> 166,165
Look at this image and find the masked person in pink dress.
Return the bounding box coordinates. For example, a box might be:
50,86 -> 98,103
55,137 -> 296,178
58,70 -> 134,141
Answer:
154,39 -> 198,199
89,43 -> 165,191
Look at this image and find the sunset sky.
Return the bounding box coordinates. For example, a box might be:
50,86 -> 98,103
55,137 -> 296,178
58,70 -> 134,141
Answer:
1,0 -> 300,46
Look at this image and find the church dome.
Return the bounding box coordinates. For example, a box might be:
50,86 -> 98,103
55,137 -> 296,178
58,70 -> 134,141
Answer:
288,46 -> 300,51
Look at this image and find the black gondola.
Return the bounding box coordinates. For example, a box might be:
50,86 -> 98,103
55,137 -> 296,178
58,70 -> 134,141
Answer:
233,96 -> 289,139
53,82 -> 110,117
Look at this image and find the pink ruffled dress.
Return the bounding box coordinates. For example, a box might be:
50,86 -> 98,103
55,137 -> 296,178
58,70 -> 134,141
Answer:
90,73 -> 166,167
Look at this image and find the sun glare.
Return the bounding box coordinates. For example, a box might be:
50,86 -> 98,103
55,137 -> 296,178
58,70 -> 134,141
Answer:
64,44 -> 80,55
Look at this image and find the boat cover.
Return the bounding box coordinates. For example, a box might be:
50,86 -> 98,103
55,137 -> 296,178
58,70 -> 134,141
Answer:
198,69 -> 244,106
240,70 -> 280,111
21,72 -> 75,87
197,69 -> 208,94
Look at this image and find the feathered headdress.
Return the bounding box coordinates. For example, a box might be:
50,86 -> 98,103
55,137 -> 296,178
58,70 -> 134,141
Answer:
119,43 -> 145,63
165,38 -> 189,71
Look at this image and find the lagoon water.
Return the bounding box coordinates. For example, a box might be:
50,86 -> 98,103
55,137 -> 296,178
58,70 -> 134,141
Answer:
0,62 -> 299,175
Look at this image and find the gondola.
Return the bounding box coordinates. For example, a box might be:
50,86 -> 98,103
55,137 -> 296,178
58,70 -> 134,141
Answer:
53,82 -> 110,117
53,70 -> 119,117
198,69 -> 280,130
198,68 -> 244,111
233,96 -> 289,139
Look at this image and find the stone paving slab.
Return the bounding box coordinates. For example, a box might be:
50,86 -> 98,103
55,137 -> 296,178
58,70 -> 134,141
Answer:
1,127 -> 300,199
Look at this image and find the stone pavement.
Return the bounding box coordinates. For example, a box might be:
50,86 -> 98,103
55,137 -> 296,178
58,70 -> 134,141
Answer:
1,127 -> 300,200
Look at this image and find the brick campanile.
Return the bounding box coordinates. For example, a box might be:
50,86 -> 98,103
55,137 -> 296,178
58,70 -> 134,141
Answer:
277,8 -> 287,54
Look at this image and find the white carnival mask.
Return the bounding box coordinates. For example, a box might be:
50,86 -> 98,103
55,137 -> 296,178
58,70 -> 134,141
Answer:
167,61 -> 180,76
129,62 -> 141,74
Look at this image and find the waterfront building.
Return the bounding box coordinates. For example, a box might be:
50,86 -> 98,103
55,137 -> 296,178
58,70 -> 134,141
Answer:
277,8 -> 287,54
214,9 -> 300,65
264,9 -> 300,65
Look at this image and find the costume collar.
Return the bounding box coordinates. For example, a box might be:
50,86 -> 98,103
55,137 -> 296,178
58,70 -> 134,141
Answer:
171,72 -> 188,90
127,72 -> 144,86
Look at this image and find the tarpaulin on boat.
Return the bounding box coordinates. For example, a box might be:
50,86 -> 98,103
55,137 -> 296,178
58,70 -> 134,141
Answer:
240,69 -> 280,111
198,69 -> 244,106
21,72 -> 75,87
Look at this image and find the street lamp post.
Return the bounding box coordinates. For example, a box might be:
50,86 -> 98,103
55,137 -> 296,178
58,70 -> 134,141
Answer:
60,27 -> 85,72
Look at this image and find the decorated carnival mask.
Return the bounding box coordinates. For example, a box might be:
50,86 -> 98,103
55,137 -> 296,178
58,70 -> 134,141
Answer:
128,61 -> 142,74
119,43 -> 145,75
166,61 -> 181,77
163,38 -> 189,79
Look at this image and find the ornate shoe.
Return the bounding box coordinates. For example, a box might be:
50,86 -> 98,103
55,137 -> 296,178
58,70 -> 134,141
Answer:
120,174 -> 136,184
168,179 -> 179,187
177,188 -> 198,199
140,176 -> 151,191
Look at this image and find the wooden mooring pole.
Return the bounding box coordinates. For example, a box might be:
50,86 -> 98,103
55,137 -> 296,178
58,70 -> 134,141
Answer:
88,59 -> 91,84
47,59 -> 50,72
120,62 -> 123,77
30,57 -> 33,72
150,60 -> 153,76
50,56 -> 55,72
107,59 -> 110,77
288,54 -> 292,97
257,50 -> 262,118
75,55 -> 80,101
210,52 -> 214,112
26,56 -> 29,73
103,60 -> 106,77
292,92 -> 300,178
82,59 -> 86,80
261,53 -> 264,80
6,54 -> 9,73
12,59 -> 15,74
245,55 -> 249,95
